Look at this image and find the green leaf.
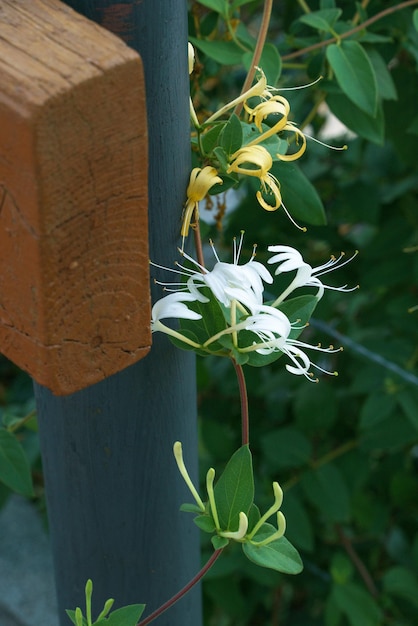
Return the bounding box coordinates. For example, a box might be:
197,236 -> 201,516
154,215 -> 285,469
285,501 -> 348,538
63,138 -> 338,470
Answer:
212,535 -> 229,550
359,391 -> 397,430
231,0 -> 257,8
366,48 -> 397,101
331,582 -> 383,626
299,9 -> 342,33
189,37 -> 243,65
243,43 -> 282,87
214,445 -> 254,532
201,123 -> 225,155
271,161 -> 326,225
281,493 -> 315,553
327,92 -> 384,144
414,8 -> 418,31
213,146 -> 229,171
194,514 -> 216,533
193,0 -> 227,17
65,610 -> 87,626
330,553 -> 354,584
104,604 -> 145,626
326,41 -> 378,116
243,530 -> 303,574
301,463 -> 350,522
397,389 -> 418,431
180,502 -> 204,514
260,427 -> 312,470
219,114 -> 243,156
180,287 -> 227,347
277,295 -> 320,333
0,428 -> 34,496
383,566 -> 418,608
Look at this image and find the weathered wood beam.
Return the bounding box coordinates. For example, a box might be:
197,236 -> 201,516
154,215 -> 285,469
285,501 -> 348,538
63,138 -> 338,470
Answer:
0,0 -> 150,396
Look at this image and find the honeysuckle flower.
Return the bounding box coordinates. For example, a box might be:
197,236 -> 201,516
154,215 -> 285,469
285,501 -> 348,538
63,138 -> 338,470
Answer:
173,442 -> 205,512
171,234 -> 273,312
227,146 -> 305,229
151,234 -> 272,314
267,245 -> 359,306
174,442 -> 249,542
181,166 -> 223,246
188,42 -> 195,75
205,68 -> 268,125
245,95 -> 290,135
174,442 -> 288,547
231,304 -> 342,381
227,146 -> 282,211
244,93 -> 307,161
151,236 -> 352,380
247,482 -> 286,546
151,292 -> 202,349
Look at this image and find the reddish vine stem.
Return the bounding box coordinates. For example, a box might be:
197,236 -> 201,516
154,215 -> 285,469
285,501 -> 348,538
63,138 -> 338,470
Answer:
282,0 -> 418,61
137,549 -> 223,626
193,213 -> 205,268
232,359 -> 249,446
336,525 -> 379,598
234,0 -> 273,116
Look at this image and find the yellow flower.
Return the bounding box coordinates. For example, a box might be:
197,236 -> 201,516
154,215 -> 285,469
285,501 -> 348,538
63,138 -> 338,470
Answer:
227,146 -> 282,211
181,166 -> 222,244
205,69 -> 267,125
245,96 -> 307,162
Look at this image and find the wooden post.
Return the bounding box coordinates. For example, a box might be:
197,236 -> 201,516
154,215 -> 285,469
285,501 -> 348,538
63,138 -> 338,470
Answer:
28,1 -> 201,624
0,0 -> 151,396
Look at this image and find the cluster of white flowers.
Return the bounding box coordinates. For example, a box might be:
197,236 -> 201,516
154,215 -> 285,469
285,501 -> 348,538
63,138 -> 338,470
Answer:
151,235 -> 357,381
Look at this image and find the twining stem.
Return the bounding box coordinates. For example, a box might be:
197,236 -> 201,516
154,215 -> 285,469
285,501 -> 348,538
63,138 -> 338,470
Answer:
232,359 -> 249,446
7,409 -> 36,433
282,0 -> 418,61
234,0 -> 273,117
352,0 -> 371,26
297,0 -> 311,13
282,439 -> 357,491
336,525 -> 379,598
137,549 -> 223,626
193,215 -> 205,269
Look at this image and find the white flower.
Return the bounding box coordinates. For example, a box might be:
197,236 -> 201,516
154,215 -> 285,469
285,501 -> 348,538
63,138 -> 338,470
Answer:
267,245 -> 358,306
183,235 -> 273,312
153,234 -> 273,313
151,292 -> 201,330
151,292 -> 202,349
239,305 -> 341,381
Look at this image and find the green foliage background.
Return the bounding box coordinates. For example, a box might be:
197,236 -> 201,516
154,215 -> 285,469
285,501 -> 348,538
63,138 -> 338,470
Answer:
188,0 -> 418,624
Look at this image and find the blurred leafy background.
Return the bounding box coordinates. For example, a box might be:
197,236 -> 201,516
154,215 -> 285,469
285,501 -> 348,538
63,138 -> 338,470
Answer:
1,0 -> 418,625
188,0 -> 418,625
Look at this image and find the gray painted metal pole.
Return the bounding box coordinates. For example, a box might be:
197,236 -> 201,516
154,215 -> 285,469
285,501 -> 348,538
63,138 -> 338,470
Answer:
34,1 -> 202,624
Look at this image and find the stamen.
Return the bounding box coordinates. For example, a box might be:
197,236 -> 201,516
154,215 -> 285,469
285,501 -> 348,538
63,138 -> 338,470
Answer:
209,239 -> 221,264
150,260 -> 186,275
281,199 -> 307,232
236,230 -> 245,264
314,250 -> 358,276
305,133 -> 348,151
251,243 -> 257,261
177,249 -> 208,273
267,75 -> 323,92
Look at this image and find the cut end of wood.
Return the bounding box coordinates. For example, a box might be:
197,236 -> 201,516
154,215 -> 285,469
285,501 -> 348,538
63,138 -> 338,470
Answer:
0,0 -> 151,395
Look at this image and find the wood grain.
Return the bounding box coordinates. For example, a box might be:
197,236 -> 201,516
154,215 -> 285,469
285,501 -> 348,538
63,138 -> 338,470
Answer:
0,0 -> 150,395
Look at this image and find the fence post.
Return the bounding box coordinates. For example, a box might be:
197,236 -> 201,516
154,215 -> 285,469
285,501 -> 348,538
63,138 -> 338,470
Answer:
34,1 -> 201,624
